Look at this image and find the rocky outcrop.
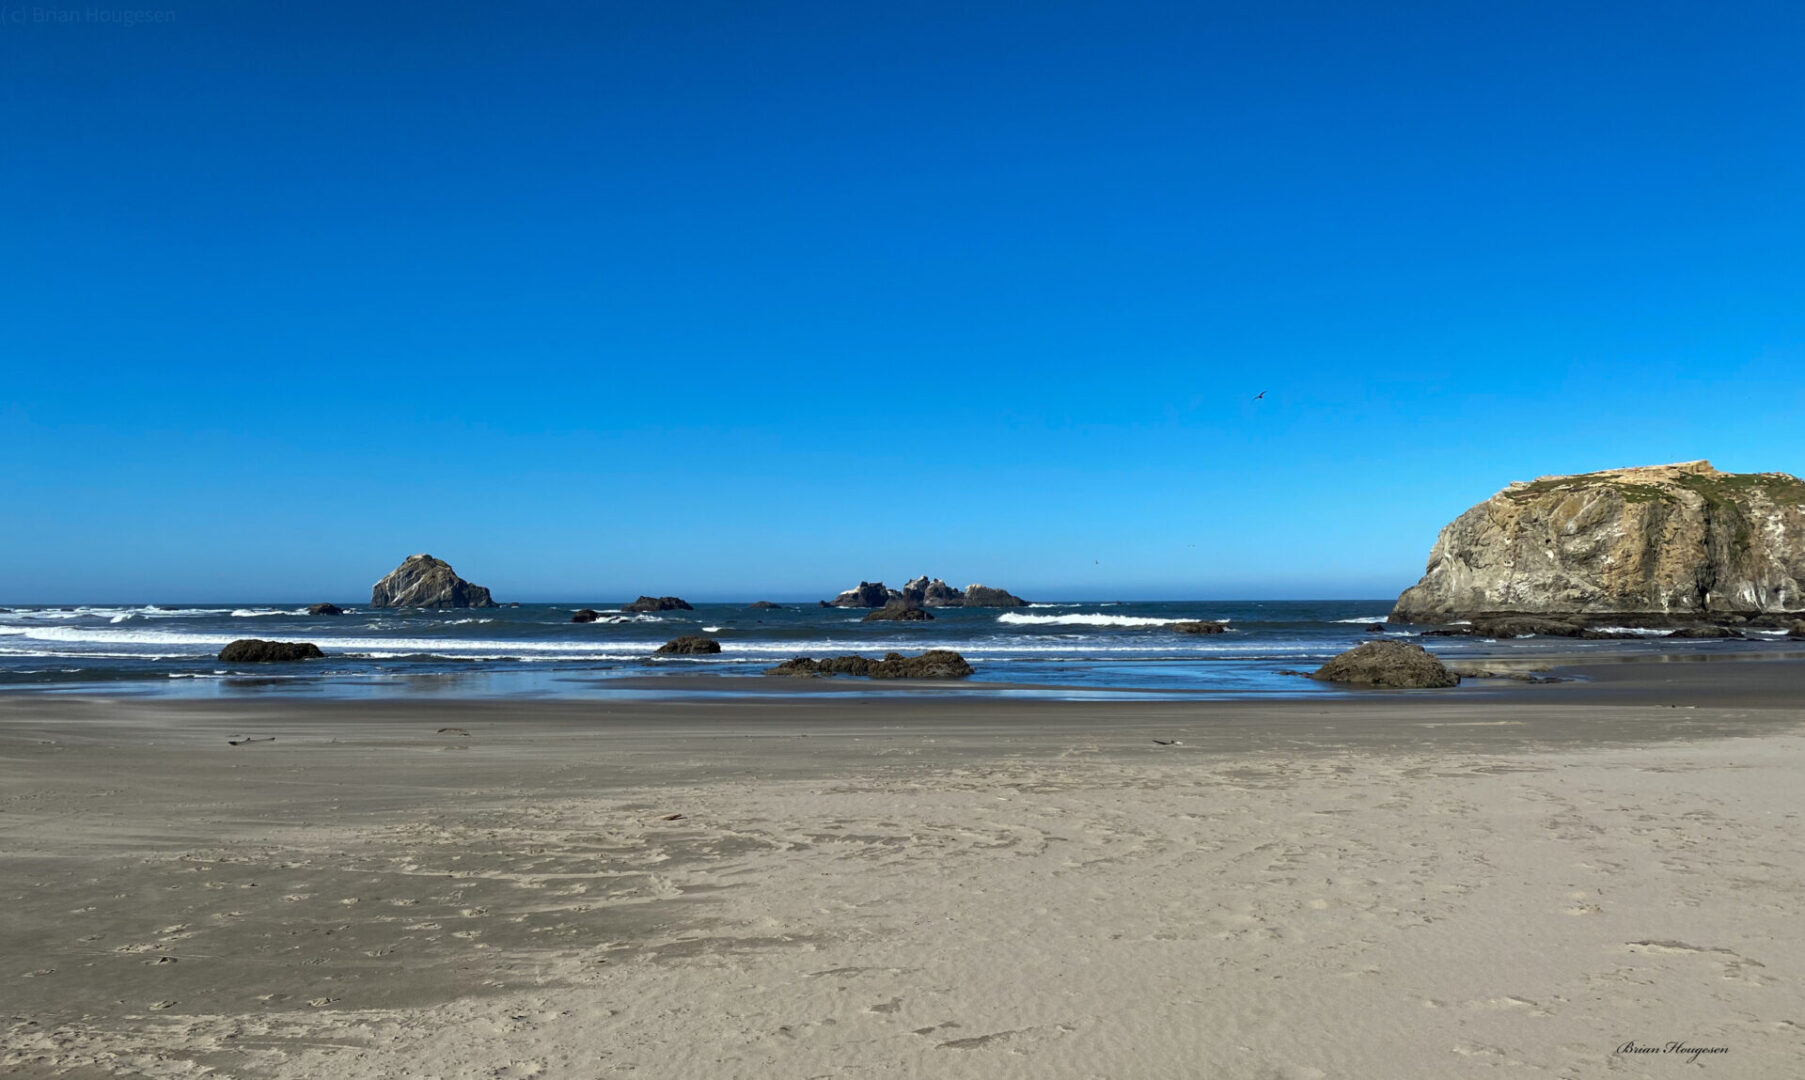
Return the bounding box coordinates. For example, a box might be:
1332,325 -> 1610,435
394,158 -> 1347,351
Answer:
655,635 -> 722,654
764,650 -> 974,679
830,582 -> 895,608
625,596 -> 692,612
827,579 -> 1028,607
307,603 -> 343,616
1311,641 -> 1459,689
960,584 -> 1028,607
371,555 -> 496,609
219,639 -> 325,662
572,609 -> 600,623
748,601 -> 782,610
862,602 -> 933,621
1392,462 -> 1805,624
1171,620 -> 1227,634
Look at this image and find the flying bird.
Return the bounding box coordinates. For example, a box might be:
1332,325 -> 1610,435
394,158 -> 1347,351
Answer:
1253,390 -> 1267,400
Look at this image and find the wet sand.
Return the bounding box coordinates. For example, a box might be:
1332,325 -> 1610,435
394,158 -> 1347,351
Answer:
3,658 -> 1802,1078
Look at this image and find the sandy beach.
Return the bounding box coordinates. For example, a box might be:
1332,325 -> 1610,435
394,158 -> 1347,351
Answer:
3,662 -> 1802,1079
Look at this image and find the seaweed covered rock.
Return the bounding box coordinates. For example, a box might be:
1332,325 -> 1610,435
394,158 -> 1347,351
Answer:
763,650 -> 973,679
219,639 -> 325,662
1310,641 -> 1459,689
371,555 -> 497,609
654,635 -> 722,654
625,596 -> 693,612
1172,620 -> 1227,634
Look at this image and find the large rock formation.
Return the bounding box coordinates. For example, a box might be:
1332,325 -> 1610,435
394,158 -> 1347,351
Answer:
829,581 -> 895,608
1391,462 -> 1805,623
371,555 -> 497,609
1311,641 -> 1459,689
219,639 -> 325,662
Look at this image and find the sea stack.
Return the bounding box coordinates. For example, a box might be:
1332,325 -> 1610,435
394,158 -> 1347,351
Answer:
1391,462 -> 1805,624
370,554 -> 497,609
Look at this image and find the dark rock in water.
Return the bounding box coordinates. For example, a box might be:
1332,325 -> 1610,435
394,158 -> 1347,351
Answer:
1311,641 -> 1459,689
1788,620 -> 1805,639
748,601 -> 782,610
817,600 -> 832,608
625,596 -> 693,612
1666,624 -> 1744,639
1365,624 -> 1386,633
1171,620 -> 1227,635
219,639 -> 325,662
307,603 -> 343,616
371,554 -> 497,609
506,602 -> 521,608
961,584 -> 1028,607
763,650 -> 973,679
862,602 -> 933,621
830,581 -> 894,608
655,635 -> 722,655
901,576 -> 966,607
572,609 -> 601,623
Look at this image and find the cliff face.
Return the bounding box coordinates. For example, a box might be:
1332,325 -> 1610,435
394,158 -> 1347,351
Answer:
370,554 -> 497,609
1391,462 -> 1805,621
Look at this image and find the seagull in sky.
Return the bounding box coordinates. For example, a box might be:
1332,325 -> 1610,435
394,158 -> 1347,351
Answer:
1253,390 -> 1267,400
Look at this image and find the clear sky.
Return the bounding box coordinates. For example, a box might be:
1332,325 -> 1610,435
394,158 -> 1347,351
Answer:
4,1 -> 1803,603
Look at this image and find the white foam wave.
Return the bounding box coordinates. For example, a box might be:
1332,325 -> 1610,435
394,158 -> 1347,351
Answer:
996,613 -> 1226,628
231,608 -> 305,618
1332,616 -> 1392,624
702,626 -> 723,632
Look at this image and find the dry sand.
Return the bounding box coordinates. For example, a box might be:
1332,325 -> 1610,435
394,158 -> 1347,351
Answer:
2,663 -> 1802,1078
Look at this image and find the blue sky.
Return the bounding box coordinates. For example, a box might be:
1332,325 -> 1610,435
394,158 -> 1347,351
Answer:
4,1 -> 1803,602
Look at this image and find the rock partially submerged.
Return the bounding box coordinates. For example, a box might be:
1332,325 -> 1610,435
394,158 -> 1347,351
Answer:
764,650 -> 974,679
1171,620 -> 1227,635
1666,624 -> 1744,639
862,602 -> 933,622
960,584 -> 1028,607
307,603 -> 343,616
219,639 -> 325,662
1311,641 -> 1459,689
655,635 -> 722,655
626,596 -> 693,612
829,581 -> 894,608
748,601 -> 783,610
1392,461 -> 1805,624
371,555 -> 496,609
571,609 -> 601,623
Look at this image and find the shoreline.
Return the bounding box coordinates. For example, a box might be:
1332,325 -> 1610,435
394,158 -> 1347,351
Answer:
4,659 -> 1802,1078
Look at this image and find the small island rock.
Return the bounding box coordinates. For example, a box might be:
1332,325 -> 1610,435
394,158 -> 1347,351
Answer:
1172,620 -> 1227,635
371,554 -> 496,609
572,609 -> 601,623
748,601 -> 783,610
625,596 -> 693,612
219,639 -> 325,663
307,603 -> 343,616
960,584 -> 1028,607
1310,641 -> 1459,689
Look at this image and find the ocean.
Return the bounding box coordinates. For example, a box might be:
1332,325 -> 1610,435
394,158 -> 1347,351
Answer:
0,599 -> 1793,700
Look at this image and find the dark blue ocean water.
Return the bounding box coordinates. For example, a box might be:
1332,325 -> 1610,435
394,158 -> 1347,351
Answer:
0,600 -> 1789,699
